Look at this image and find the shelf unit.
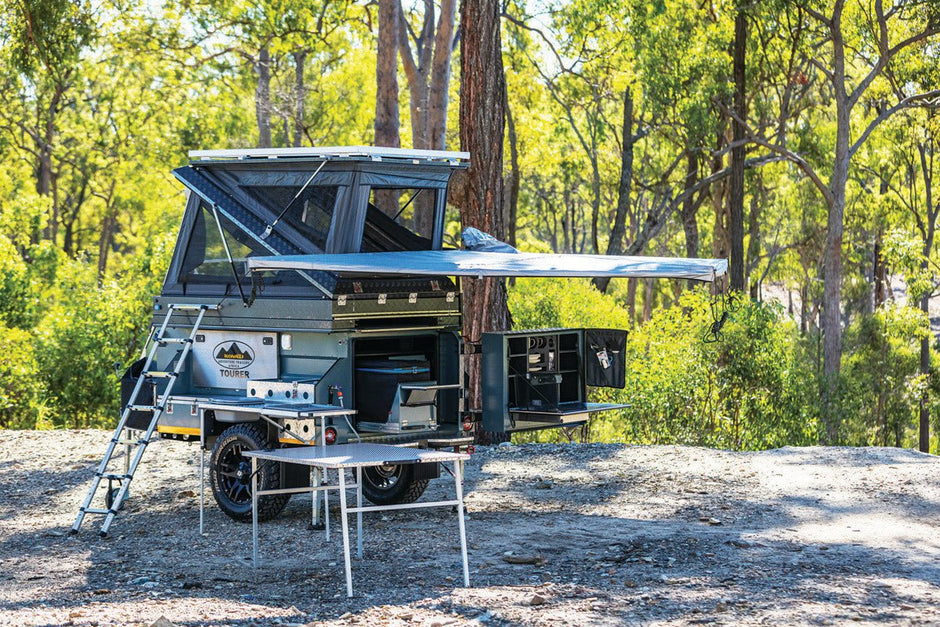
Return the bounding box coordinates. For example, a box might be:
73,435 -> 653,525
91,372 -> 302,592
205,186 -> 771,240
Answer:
482,327 -> 629,433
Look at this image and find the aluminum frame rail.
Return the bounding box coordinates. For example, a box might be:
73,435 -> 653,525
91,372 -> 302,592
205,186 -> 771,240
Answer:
70,303 -> 219,536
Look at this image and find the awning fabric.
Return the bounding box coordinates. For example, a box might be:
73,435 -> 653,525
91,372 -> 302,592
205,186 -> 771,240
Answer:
248,250 -> 728,282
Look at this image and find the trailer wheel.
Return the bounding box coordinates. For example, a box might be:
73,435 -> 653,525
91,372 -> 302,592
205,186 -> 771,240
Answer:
361,464 -> 429,505
210,423 -> 290,522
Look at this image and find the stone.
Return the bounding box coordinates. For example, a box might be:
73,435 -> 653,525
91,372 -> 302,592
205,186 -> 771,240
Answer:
502,553 -> 545,565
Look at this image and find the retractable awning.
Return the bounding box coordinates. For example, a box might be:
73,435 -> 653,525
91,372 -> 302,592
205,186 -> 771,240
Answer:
247,250 -> 728,282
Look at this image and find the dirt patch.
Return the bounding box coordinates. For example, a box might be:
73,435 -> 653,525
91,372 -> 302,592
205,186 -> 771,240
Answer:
1,431 -> 939,626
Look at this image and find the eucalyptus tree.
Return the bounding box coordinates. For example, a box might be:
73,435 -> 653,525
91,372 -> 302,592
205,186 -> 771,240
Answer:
0,0 -> 94,243
868,109 -> 940,451
502,0 -> 627,256
729,0 -> 939,443
375,0 -> 400,152
458,0 -> 509,421
178,0 -> 360,148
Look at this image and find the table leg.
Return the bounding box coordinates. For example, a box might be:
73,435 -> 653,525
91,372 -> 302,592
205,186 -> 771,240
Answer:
320,419 -> 329,540
199,445 -> 205,535
356,466 -> 363,559
454,460 -> 469,587
338,469 -> 353,597
252,457 -> 259,570
311,467 -> 318,527
324,467 -> 331,542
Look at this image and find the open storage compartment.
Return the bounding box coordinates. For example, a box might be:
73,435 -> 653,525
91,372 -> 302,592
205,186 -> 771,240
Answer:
352,334 -> 459,433
481,328 -> 628,433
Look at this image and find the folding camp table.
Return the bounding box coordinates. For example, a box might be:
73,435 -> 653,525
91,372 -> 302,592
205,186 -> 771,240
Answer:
243,443 -> 470,597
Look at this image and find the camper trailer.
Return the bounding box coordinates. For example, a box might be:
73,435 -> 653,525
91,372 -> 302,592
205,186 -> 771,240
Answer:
72,147 -> 727,535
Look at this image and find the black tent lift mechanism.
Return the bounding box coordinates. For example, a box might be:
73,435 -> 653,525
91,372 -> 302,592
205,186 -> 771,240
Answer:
71,146 -> 728,536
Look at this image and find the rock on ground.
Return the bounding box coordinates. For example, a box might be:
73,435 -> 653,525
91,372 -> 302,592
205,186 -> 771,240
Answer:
1,430 -> 939,626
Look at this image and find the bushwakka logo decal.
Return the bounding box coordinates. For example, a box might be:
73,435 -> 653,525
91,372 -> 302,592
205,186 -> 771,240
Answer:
213,341 -> 255,370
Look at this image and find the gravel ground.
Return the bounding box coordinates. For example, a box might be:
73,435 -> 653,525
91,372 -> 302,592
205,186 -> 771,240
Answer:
1,430 -> 939,626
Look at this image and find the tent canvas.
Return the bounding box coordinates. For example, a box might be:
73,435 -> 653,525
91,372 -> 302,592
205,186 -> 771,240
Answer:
247,250 -> 728,282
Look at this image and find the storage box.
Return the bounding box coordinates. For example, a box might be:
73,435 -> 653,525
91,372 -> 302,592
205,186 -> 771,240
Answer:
355,359 -> 430,422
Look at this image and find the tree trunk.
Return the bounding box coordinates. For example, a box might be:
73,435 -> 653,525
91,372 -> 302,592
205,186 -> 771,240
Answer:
504,82 -> 520,249
594,87 -> 635,293
292,50 -> 307,148
920,292 -> 931,453
97,208 -> 117,285
459,0 -> 509,416
821,125 -> 848,444
626,277 -> 637,324
747,177 -> 762,299
255,45 -> 272,149
428,0 -> 457,150
729,4 -> 747,291
643,279 -> 653,322
376,0 -> 401,150
873,237 -> 886,307
918,141 -> 935,453
589,151 -> 601,254
398,0 -> 457,237
821,10 -> 850,445
681,150 -> 700,259
375,0 -> 402,217
712,129 -> 730,260
39,82 -> 65,242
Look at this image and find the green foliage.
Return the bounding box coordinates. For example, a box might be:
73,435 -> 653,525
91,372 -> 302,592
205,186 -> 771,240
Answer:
2,0 -> 95,78
509,278 -> 632,330
32,239 -> 171,428
841,303 -> 930,448
0,230 -> 170,429
0,235 -> 37,329
0,323 -> 46,429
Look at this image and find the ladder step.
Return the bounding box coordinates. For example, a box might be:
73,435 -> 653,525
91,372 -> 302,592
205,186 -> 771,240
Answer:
144,371 -> 177,379
72,301 -> 215,535
127,404 -> 164,413
155,337 -> 192,345
169,304 -> 220,311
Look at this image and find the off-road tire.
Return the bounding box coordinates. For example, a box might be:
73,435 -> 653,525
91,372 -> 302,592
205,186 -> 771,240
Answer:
361,464 -> 429,506
210,423 -> 290,522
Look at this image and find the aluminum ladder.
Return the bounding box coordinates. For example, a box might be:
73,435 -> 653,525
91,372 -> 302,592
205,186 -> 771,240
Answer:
71,303 -> 219,536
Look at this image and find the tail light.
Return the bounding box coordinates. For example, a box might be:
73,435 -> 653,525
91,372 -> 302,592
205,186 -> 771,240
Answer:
462,416 -> 473,432
324,427 -> 337,445
466,445 -> 475,454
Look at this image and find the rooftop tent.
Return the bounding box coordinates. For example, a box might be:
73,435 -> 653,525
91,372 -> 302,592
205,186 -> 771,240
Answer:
165,146 -> 471,297
247,250 -> 729,283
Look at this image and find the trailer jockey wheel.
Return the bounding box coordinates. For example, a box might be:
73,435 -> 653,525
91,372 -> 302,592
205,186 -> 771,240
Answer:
210,423 -> 290,522
361,464 -> 429,506
104,483 -> 126,511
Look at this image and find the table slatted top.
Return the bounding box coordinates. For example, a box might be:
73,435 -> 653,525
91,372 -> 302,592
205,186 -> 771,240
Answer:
243,443 -> 468,468
198,400 -> 355,419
